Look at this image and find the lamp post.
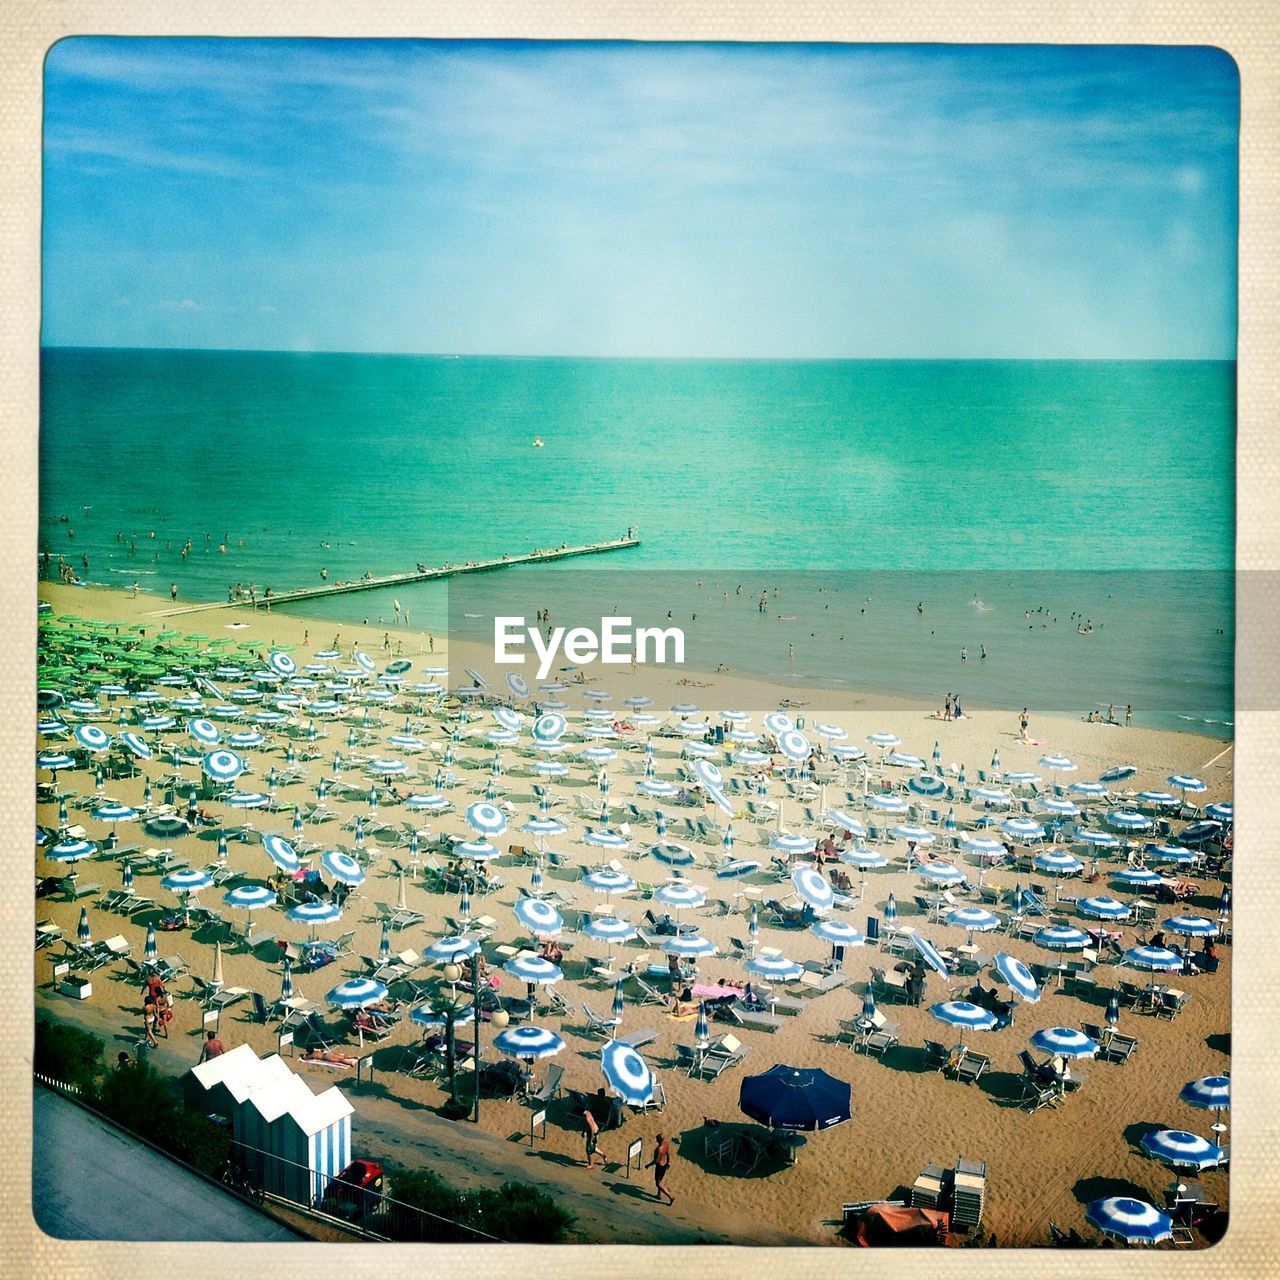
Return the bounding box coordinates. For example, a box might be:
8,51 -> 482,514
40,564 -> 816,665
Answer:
474,949 -> 508,1124
441,962 -> 462,1103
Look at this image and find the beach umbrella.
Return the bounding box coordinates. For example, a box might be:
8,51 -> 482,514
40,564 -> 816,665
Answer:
826,809 -> 866,837
375,919 -> 393,965
1146,844 -> 1199,865
583,829 -> 629,850
1033,850 -> 1085,876
929,1000 -> 998,1032
910,933 -> 949,976
1112,867 -> 1164,889
1078,895 -> 1131,921
866,793 -> 909,814
861,986 -> 877,1020
883,892 -> 897,924
1070,781 -> 1110,798
791,865 -> 834,912
1204,802 -> 1233,823
694,1001 -> 710,1048
1086,1198 -> 1173,1246
915,861 -> 967,886
94,765 -> 105,793
601,1040 -> 654,1106
321,850 -> 365,886
495,1025 -> 565,1062
121,859 -> 134,891
1031,1027 -> 1099,1058
1124,945 -> 1186,973
1140,1129 -> 1224,1172
1176,819 -> 1223,846
810,918 -> 865,947
662,935 -> 718,958
1136,790 -> 1179,808
327,977 -> 388,1009
1001,817 -> 1045,843
457,881 -> 472,923
746,954 -> 804,982
886,752 -> 926,770
840,847 -> 888,874
1181,1075 -> 1230,1113
262,834 -> 301,875
279,958 -> 294,1003
993,952 -> 1040,1003
76,907 -> 91,946
211,939 -> 224,988
1005,771 -> 1041,789
931,741 -> 943,770
654,882 -> 707,911
533,712 -> 567,741
48,838 -> 95,863
1107,810 -> 1153,832
1035,925 -> 1092,952
456,838 -> 501,862
425,935 -> 480,964
143,922 -> 157,962
959,834 -> 1005,860
73,724 -> 111,753
162,867 -> 213,897
732,749 -> 769,766
611,976 -> 627,1025
202,749 -> 245,783
1038,797 -> 1080,817
971,786 -> 1013,807
867,732 -> 899,749
504,673 -> 530,699
1039,754 -> 1077,775
583,916 -> 638,947
771,832 -> 816,857
287,899 -> 343,932
906,773 -> 947,797
1166,915 -> 1218,938
118,732 -> 153,760
1103,989 -> 1121,1029
946,906 -> 1001,935
465,801 -> 508,837
739,1065 -> 851,1132
503,955 -> 563,985
777,730 -> 811,762
989,748 -> 1001,773
890,823 -> 936,846
188,717 -> 220,745
513,896 -> 564,936
748,901 -> 759,946
56,797 -> 69,829
38,751 -> 76,772
1168,774 -> 1207,796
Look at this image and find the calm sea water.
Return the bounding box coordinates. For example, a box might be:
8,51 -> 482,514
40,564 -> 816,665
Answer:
38,349 -> 1235,733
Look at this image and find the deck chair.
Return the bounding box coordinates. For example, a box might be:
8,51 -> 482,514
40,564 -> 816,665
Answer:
701,1033 -> 748,1077
725,1004 -> 781,1034
954,1049 -> 990,1084
630,972 -> 669,1006
1103,1031 -> 1139,1063
923,1040 -> 952,1072
376,901 -> 425,930
581,1003 -> 621,1036
1156,988 -> 1191,1019
291,1010 -> 336,1051
618,1027 -> 658,1052
527,1063 -> 564,1105
863,1026 -> 900,1057
545,985 -> 573,1017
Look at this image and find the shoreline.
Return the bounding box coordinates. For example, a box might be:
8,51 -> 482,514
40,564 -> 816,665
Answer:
43,579 -> 1234,758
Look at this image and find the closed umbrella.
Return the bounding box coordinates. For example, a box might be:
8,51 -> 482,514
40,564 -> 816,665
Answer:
76,907 -> 92,947
143,922 -> 157,963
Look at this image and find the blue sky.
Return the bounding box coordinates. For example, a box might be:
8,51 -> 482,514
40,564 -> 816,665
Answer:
42,40 -> 1238,358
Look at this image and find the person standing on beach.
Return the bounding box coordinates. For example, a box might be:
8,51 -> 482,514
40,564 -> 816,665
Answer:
583,1107 -> 603,1168
647,1133 -> 675,1204
1019,709 -> 1029,740
170,582 -> 178,601
199,1029 -> 226,1062
1125,704 -> 1133,726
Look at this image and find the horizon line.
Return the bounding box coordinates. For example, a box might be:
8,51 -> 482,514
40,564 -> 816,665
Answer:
39,343 -> 1237,364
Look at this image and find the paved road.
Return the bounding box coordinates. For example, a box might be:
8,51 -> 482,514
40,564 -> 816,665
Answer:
33,1086 -> 303,1241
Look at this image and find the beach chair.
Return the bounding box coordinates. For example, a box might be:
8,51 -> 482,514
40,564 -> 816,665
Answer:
725,1004 -> 781,1034
545,985 -> 573,1017
923,1040 -> 952,1072
376,901 -> 425,930
630,972 -> 669,1006
62,879 -> 103,901
799,969 -> 849,994
527,1063 -> 564,1105
1156,988 -> 1191,1019
699,1033 -> 749,1078
618,1027 -> 659,1052
291,1010 -> 337,1051
870,967 -> 910,1004
35,921 -> 62,952
581,1003 -> 621,1037
954,1049 -> 990,1084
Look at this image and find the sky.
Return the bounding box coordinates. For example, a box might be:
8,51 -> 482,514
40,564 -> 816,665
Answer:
41,40 -> 1239,359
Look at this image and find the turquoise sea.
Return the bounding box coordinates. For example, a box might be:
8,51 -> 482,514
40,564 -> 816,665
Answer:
38,349 -> 1235,734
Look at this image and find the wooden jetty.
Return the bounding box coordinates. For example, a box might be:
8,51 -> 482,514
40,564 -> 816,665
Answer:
152,535 -> 641,617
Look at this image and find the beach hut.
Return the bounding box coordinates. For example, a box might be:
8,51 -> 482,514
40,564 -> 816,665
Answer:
183,1043 -> 265,1120
276,1085 -> 355,1205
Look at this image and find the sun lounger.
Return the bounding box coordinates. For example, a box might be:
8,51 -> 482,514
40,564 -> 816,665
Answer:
725,1004 -> 781,1033
62,879 -> 102,901
954,1049 -> 990,1084
629,972 -> 669,1005
582,1002 -> 621,1036
618,1027 -> 658,1052
376,901 -> 425,930
697,1033 -> 749,1078
923,1040 -> 952,1071
798,969 -> 849,994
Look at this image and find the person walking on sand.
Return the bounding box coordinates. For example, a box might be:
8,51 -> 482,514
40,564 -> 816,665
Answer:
199,1029 -> 227,1063
583,1107 -> 603,1169
170,582 -> 178,602
648,1133 -> 675,1204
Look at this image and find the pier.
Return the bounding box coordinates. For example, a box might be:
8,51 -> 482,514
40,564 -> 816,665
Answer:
152,535 -> 641,617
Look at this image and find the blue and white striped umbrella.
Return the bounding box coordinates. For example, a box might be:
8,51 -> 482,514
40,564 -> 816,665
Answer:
1124,945 -> 1186,973
1107,809 -> 1152,831
810,918 -> 865,946
74,724 -> 111,753
1076,829 -> 1120,848
1106,990 -> 1121,1027
624,695 -> 653,710
826,809 -> 867,837
655,839 -> 696,870
1165,915 -> 1219,938
533,713 -> 568,741
93,803 -> 139,824
946,907 -> 1001,933
1033,850 -> 1085,876
1077,895 -> 1131,920
1039,754 -> 1077,773
495,1025 -> 566,1061
746,954 -> 804,981
142,922 -> 157,961
890,824 -> 936,845
261,834 -> 301,874
970,786 -> 1013,806
493,706 -> 524,732
841,846 -> 889,869
1112,867 -> 1164,889
959,835 -> 1006,859
867,731 -> 900,748
583,829 -> 629,850
1069,781 -> 1111,798
916,861 -> 967,886
465,801 -> 508,837
120,859 -> 134,891
683,741 -> 719,760
368,758 -> 409,777
693,1000 -> 710,1048
732,749 -> 769,766
426,935 -> 480,962
228,730 -> 266,749
503,955 -> 564,984
771,832 -> 816,855
756,711 -> 792,736
163,868 -> 213,895
406,794 -> 449,812
691,758 -> 723,788
907,773 -> 947,797
456,839 -> 501,861
532,760 -> 569,778
1038,797 -> 1080,816
266,651 -> 296,678
637,779 -> 679,798
931,740 -> 943,768
1136,790 -> 1178,808
777,730 -> 811,762
886,752 -> 926,769
1177,819 -> 1223,846
327,977 -> 388,1009
1146,843 -> 1198,864
37,751 -> 76,770
202,749 -> 245,782
287,899 -> 343,928
76,907 -> 92,946
1168,774 -> 1207,794
47,838 -> 95,863
458,883 -> 471,921
1001,817 -> 1045,842
748,901 -> 759,941
601,1040 -> 655,1106
1181,1075 -> 1230,1112
139,714 -> 175,732
703,783 -> 735,817
505,673 -> 530,699
223,884 -> 277,911
866,793 -> 909,813
670,702 -> 701,716
812,722 -> 847,742
1030,1026 -> 1099,1058
223,790 -> 269,810
1086,1198 -> 1173,1245
278,957 -> 295,1002
486,730 -> 518,748
910,933 -> 949,976
1140,1129 -> 1224,1171
217,832 -> 229,863
353,651 -> 377,674
1004,771 -> 1041,788
580,746 -> 617,765
831,744 -> 867,762
584,916 -> 638,944
522,815 -> 567,839
1035,925 -> 1092,952
514,897 -> 564,935
662,935 -> 718,958
1204,802 -> 1233,823
929,1000 -> 998,1031
57,798 -> 69,828
883,892 -> 897,923
993,952 -> 1041,1002
118,733 -> 152,759
791,865 -> 834,911
654,882 -> 707,910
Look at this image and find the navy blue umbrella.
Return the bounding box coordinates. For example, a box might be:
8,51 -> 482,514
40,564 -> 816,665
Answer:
739,1065 -> 852,1132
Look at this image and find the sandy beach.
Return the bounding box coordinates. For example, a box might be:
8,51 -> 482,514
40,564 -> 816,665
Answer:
34,581 -> 1233,1246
